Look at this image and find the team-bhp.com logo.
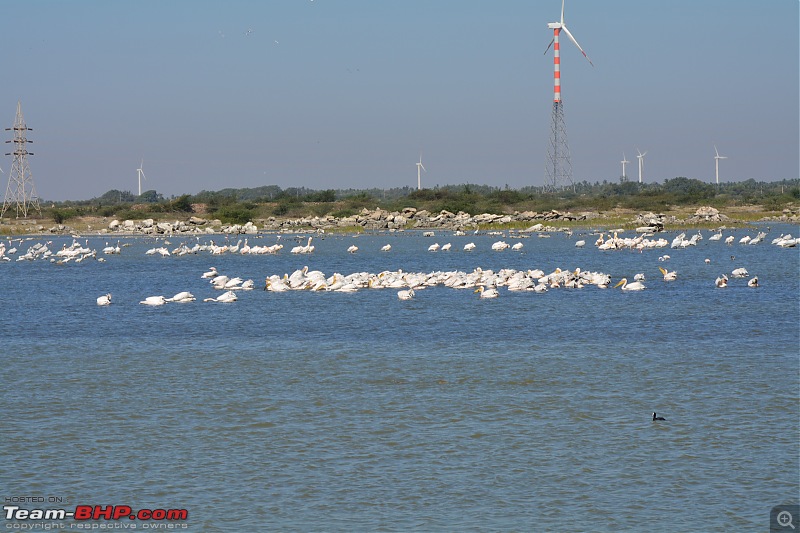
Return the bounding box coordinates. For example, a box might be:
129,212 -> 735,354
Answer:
4,504 -> 188,523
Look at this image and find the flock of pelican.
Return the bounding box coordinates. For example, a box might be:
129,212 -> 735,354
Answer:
0,226 -> 789,307
261,265 -> 613,298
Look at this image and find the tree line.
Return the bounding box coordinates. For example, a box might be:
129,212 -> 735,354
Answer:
48,178 -> 799,225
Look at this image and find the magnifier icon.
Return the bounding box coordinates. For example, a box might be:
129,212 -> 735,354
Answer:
778,510 -> 795,529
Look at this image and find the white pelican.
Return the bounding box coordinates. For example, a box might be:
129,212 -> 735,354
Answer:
440,243 -> 452,251
704,258 -> 711,264
575,240 -> 586,248
512,242 -> 524,250
747,276 -> 759,288
731,267 -> 749,278
634,273 -> 646,282
708,230 -> 723,241
463,242 -> 476,251
724,235 -> 735,245
474,286 -> 499,298
166,291 -> 196,303
203,290 -> 238,303
428,243 -> 440,252
659,267 -> 677,281
381,244 -> 391,252
397,288 -> 415,300
491,241 -> 509,251
715,274 -> 728,288
139,296 -> 167,306
614,278 -> 646,291
96,294 -> 111,306
347,245 -> 359,254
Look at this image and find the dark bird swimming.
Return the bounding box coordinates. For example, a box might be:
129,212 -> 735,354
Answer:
653,412 -> 666,421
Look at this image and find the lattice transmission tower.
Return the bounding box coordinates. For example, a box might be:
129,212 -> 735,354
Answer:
2,101 -> 41,219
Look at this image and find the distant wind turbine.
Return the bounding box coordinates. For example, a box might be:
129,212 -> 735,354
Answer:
137,159 -> 147,196
620,153 -> 629,181
714,145 -> 727,185
416,154 -> 426,190
636,149 -> 647,184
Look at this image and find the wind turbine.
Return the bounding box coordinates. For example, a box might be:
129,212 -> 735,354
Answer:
543,0 -> 593,191
714,145 -> 727,185
636,149 -> 647,184
416,154 -> 426,190
137,159 -> 147,196
544,0 -> 594,68
620,153 -> 630,181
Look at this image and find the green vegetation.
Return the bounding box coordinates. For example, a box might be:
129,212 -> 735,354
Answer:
17,177 -> 798,226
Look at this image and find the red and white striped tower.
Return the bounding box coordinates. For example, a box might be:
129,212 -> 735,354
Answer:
543,0 -> 593,191
552,26 -> 561,104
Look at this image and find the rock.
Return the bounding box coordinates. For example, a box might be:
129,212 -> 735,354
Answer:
108,219 -> 120,230
694,206 -> 719,218
188,216 -> 207,225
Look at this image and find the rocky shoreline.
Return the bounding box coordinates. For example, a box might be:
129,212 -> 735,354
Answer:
2,205 -> 798,236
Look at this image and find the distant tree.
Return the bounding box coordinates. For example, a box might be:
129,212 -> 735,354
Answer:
138,190 -> 163,203
171,194 -> 193,213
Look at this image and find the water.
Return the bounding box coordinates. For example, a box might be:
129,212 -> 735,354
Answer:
2,224 -> 798,532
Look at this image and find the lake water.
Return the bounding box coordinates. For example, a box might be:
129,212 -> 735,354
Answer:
2,223 -> 798,532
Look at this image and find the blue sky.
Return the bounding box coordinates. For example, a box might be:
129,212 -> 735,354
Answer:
1,0 -> 797,201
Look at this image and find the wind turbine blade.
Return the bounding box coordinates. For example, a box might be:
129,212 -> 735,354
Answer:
561,0 -> 565,25
714,145 -> 719,157
142,170 -> 147,181
543,38 -> 554,55
421,164 -> 426,172
561,25 -> 593,66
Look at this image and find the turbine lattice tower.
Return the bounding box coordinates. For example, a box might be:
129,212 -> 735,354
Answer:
2,101 -> 41,218
543,0 -> 592,192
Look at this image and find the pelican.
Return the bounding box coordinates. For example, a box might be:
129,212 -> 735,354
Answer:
715,274 -> 728,288
96,293 -> 112,306
614,278 -> 646,291
139,296 -> 167,306
724,235 -> 735,245
512,242 -> 524,250
203,290 -> 238,303
201,267 -> 218,279
747,276 -> 759,288
731,267 -> 749,278
704,258 -> 711,264
659,267 -> 677,281
347,245 -> 358,254
397,288 -> 415,300
634,273 -> 646,282
441,243 -> 452,251
474,286 -> 499,298
428,243 -> 440,252
463,242 -> 476,251
575,240 -> 586,248
166,291 -> 196,303
381,244 -> 391,252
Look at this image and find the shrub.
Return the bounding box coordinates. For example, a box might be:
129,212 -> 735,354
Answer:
216,206 -> 253,224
